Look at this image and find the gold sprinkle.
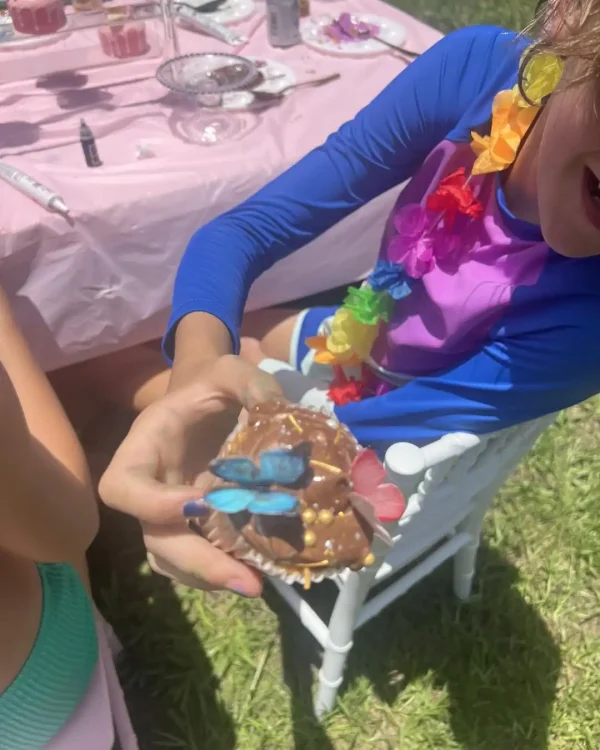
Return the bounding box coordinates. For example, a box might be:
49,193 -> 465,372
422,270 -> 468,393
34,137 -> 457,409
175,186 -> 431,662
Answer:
310,459 -> 342,474
338,511 -> 345,518
334,425 -> 342,444
302,560 -> 330,568
318,509 -> 334,525
303,568 -> 311,590
363,553 -> 376,567
287,414 -> 303,433
304,530 -> 317,547
234,425 -> 248,442
301,508 -> 317,524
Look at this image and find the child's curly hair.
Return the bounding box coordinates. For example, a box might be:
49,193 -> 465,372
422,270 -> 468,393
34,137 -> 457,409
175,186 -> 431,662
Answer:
521,0 -> 600,90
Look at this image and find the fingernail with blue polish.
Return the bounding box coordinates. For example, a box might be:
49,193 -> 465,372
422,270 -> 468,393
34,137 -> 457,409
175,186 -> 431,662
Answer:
183,499 -> 209,518
230,582 -> 250,598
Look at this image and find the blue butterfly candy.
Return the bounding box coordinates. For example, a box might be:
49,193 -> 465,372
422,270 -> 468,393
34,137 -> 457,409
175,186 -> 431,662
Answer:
203,446 -> 310,516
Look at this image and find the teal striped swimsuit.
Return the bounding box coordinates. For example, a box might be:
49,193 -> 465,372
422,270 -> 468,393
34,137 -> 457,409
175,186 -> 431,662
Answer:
0,562 -> 99,749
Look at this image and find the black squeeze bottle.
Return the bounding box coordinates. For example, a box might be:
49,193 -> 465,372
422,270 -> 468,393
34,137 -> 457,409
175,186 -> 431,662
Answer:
79,118 -> 102,167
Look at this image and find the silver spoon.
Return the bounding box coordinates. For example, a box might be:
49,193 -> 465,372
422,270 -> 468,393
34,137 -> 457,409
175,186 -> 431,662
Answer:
251,73 -> 340,103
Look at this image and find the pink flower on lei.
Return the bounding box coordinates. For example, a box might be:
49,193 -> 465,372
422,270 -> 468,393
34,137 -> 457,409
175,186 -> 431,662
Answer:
387,204 -> 461,279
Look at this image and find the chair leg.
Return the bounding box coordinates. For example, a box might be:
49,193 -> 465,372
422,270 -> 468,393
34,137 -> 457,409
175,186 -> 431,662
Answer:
314,569 -> 376,717
453,507 -> 486,601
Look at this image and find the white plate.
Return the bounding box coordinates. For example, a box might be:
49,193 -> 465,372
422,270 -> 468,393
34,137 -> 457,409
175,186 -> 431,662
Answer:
183,0 -> 255,26
301,13 -> 406,57
220,58 -> 295,110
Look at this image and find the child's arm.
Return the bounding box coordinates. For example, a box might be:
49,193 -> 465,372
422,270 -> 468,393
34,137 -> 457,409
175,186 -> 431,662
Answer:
164,26 -> 523,376
0,291 -> 98,564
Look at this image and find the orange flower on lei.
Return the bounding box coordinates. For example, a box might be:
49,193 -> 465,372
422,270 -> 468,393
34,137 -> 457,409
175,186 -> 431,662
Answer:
471,85 -> 538,175
470,54 -> 564,176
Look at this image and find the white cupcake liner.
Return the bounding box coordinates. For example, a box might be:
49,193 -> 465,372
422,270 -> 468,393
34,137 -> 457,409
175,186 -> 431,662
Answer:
242,548 -> 336,586
199,504 -> 338,585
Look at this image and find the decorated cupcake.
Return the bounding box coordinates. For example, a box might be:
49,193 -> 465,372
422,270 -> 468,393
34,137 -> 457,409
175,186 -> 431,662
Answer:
189,401 -> 406,589
98,19 -> 148,59
7,0 -> 66,35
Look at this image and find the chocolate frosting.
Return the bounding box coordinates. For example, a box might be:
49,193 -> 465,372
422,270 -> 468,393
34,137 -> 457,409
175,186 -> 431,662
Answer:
192,401 -> 375,576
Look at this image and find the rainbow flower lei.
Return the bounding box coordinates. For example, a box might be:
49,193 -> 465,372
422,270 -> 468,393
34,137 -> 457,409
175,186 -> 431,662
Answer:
307,53 -> 564,405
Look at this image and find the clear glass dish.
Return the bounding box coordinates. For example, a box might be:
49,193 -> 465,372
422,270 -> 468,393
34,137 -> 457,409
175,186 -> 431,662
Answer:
156,52 -> 257,145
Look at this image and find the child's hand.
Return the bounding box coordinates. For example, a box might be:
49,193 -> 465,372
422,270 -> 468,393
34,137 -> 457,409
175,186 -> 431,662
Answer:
99,355 -> 284,596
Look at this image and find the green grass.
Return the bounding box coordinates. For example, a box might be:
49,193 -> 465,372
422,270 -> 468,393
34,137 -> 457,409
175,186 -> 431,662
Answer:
390,0 -> 536,34
89,1 -> 600,748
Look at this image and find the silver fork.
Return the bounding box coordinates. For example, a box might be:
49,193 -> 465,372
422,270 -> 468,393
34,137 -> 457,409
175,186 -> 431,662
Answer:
251,73 -> 341,103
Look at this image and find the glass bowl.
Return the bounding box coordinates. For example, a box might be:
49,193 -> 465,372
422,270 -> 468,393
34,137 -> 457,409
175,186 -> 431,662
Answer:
156,52 -> 257,102
156,53 -> 258,145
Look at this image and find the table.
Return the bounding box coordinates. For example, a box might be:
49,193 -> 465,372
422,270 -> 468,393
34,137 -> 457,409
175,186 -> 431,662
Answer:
0,1 -> 440,370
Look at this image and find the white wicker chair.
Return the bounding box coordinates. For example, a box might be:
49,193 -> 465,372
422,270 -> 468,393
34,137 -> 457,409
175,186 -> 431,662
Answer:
268,413 -> 555,716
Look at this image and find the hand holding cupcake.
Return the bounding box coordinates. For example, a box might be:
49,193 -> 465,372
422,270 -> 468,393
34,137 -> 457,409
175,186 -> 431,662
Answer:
189,401 -> 406,589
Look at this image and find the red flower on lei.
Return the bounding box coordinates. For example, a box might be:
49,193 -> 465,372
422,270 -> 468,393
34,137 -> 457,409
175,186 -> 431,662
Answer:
425,168 -> 483,230
328,365 -> 371,406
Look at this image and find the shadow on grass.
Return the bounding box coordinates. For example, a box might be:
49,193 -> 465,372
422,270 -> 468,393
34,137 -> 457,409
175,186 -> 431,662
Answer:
88,506 -> 237,750
261,584 -> 336,750
264,543 -> 561,750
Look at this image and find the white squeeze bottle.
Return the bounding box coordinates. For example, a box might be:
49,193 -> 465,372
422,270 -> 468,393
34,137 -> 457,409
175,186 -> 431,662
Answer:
265,0 -> 301,48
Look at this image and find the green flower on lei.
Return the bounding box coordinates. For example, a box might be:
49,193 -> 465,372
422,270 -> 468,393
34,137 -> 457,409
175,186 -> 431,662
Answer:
342,286 -> 393,326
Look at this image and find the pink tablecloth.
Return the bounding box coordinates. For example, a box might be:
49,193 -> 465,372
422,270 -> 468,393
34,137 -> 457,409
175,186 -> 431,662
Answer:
0,1 -> 440,370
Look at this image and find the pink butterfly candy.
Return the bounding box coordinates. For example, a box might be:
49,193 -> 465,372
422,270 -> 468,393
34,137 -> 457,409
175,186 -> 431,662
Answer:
350,449 -> 406,523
